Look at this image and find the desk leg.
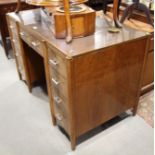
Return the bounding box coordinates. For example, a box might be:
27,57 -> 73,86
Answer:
43,46 -> 56,126
27,84 -> 32,93
132,106 -> 138,116
71,135 -> 76,150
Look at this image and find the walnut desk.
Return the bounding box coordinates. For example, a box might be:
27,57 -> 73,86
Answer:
7,9 -> 150,150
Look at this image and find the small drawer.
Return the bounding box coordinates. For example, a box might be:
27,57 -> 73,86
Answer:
19,30 -> 44,57
54,99 -> 69,133
148,36 -> 154,51
48,48 -> 67,78
50,69 -> 68,101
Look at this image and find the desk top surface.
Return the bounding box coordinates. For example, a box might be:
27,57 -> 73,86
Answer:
8,8 -> 149,58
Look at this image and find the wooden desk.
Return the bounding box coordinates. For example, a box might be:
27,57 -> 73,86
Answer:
7,9 -> 149,150
0,0 -> 37,58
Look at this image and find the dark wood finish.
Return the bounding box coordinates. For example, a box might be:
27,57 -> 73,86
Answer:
0,0 -> 37,58
7,9 -> 149,150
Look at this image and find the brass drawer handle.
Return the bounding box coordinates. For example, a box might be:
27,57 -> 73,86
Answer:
9,25 -> 14,29
54,96 -> 62,105
49,59 -> 59,66
55,113 -> 63,121
31,41 -> 40,47
20,32 -> 25,36
52,78 -> 60,85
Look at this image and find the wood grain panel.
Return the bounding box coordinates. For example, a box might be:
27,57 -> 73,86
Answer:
73,38 -> 148,136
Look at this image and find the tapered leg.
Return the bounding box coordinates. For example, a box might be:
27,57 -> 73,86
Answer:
27,83 -> 32,93
52,114 -> 56,126
132,105 -> 138,116
71,135 -> 76,150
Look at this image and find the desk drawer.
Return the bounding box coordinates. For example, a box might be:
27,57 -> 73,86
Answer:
50,66 -> 68,98
19,30 -> 44,57
54,98 -> 69,133
48,48 -> 67,78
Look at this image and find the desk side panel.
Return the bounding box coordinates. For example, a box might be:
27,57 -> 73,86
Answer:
72,38 -> 148,136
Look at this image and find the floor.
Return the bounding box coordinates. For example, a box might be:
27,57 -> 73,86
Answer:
0,45 -> 154,155
138,91 -> 154,127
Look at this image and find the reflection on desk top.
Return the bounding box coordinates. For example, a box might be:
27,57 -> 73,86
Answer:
8,8 -> 149,58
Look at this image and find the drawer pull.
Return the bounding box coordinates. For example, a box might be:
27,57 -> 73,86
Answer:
9,25 -> 14,29
31,41 -> 40,47
55,113 -> 63,121
20,32 -> 25,36
54,96 -> 62,104
52,78 -> 60,85
49,59 -> 59,66
12,39 -> 16,43
15,52 -> 19,56
18,66 -> 22,72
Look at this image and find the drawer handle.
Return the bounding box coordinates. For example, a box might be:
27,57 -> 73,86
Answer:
9,25 -> 14,29
55,113 -> 63,121
31,41 -> 40,47
52,78 -> 60,85
54,96 -> 62,105
49,59 -> 59,66
20,32 -> 25,36
15,52 -> 19,56
12,39 -> 16,43
18,66 -> 22,72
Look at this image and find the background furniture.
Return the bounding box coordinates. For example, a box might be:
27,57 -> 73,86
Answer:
106,3 -> 154,94
7,9 -> 149,150
0,0 -> 37,58
120,0 -> 154,26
